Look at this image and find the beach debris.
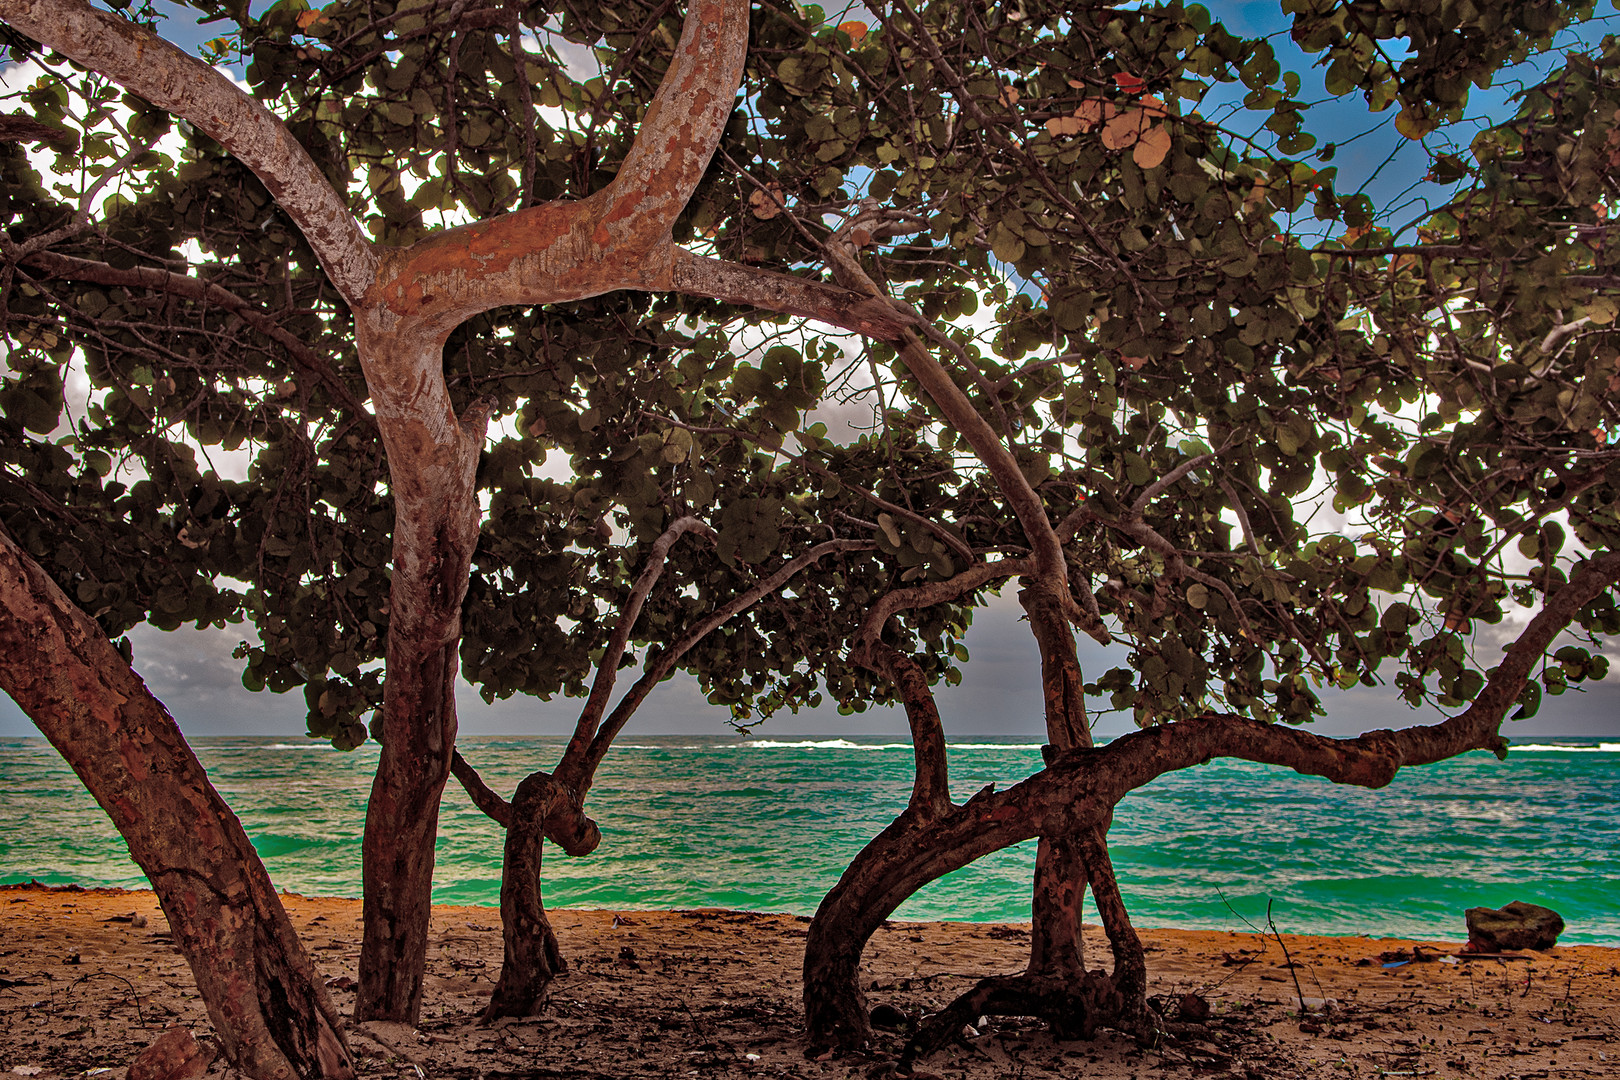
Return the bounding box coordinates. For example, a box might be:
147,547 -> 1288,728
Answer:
11,1067 -> 43,1076
103,912 -> 148,928
1176,993 -> 1211,1022
1465,901 -> 1564,952
869,1002 -> 910,1031
127,1026 -> 212,1080
324,975 -> 357,990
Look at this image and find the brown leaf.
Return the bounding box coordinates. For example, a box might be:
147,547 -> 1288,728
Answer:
1072,98 -> 1117,130
748,184 -> 784,220
1100,107 -> 1146,150
998,85 -> 1020,108
838,20 -> 868,44
1137,95 -> 1170,119
1132,123 -> 1171,169
1045,116 -> 1084,138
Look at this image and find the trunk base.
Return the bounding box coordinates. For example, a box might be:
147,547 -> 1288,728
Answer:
900,971 -> 1159,1068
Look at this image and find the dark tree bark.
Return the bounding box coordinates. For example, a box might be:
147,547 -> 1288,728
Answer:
803,548 -> 1620,1052
458,537 -> 875,1019
1017,581 -> 1108,990
0,529 -> 354,1080
482,772 -> 600,1019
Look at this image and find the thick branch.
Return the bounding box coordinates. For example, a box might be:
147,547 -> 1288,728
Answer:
0,0 -> 376,304
370,0 -> 750,331
20,250 -> 373,424
865,642 -> 952,818
667,249 -> 918,340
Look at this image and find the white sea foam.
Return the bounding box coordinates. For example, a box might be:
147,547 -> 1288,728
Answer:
739,739 -> 906,750
1509,742 -> 1620,753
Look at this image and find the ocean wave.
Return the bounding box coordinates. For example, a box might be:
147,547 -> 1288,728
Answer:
259,743 -> 333,750
1509,742 -> 1620,752
739,739 -> 908,750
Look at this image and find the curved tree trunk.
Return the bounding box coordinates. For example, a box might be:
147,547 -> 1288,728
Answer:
354,328 -> 491,1025
483,772 -> 600,1020
0,529 -> 354,1080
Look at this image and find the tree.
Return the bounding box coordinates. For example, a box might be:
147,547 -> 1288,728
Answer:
4,0 -> 1618,1068
0,0 -> 908,1066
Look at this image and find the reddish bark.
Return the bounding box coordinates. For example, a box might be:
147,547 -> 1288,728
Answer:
351,328 -> 491,1023
0,529 -> 354,1080
1018,580 -> 1100,985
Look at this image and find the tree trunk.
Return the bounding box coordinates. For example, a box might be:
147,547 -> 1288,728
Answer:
484,772 -> 600,1020
1019,582 -> 1095,982
0,528 -> 354,1080
1026,835 -> 1088,982
354,326 -> 491,1025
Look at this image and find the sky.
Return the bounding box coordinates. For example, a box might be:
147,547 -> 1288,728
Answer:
4,2 -> 1620,742
5,586 -> 1619,741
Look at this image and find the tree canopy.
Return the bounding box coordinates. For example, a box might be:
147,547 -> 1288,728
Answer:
3,0 -> 1619,1073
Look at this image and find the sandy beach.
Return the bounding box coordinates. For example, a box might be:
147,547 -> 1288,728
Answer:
1,882 -> 1615,1078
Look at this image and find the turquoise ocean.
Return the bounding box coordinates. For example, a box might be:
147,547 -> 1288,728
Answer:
1,735 -> 1615,944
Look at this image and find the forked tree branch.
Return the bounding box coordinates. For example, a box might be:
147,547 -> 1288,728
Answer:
557,515 -> 716,773
850,557 -> 1032,660
822,237 -> 1108,644
571,538 -> 877,795
370,0 -> 751,331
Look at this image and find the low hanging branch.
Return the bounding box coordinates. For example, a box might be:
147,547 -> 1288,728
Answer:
802,549 -> 1620,1050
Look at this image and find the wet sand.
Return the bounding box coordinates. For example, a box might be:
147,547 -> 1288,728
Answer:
2,883 -> 1616,1078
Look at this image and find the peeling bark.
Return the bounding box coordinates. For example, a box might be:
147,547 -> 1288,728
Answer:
1019,580 -> 1095,984
0,529 -> 354,1080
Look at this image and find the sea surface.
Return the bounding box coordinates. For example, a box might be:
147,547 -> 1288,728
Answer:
2,735 -> 1616,944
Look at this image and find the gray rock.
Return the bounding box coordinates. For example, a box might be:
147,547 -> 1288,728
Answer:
1465,900 -> 1565,952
